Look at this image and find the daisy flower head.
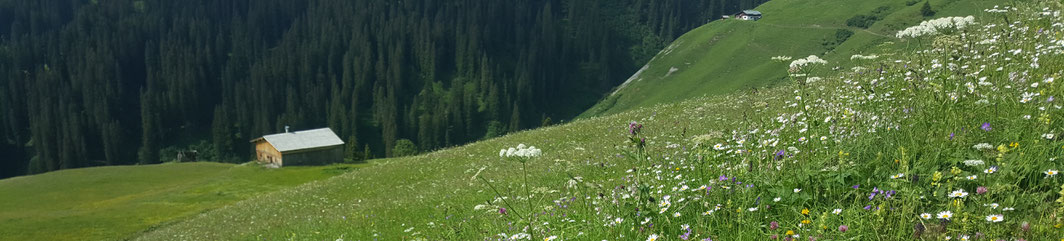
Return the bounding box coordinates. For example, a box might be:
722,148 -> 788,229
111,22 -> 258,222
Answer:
647,234 -> 660,241
938,210 -> 954,220
833,209 -> 842,215
794,188 -> 802,193
920,213 -> 932,219
984,166 -> 997,174
985,214 -> 1004,222
949,189 -> 969,198
966,175 -> 978,180
891,173 -> 905,179
1046,169 -> 1059,177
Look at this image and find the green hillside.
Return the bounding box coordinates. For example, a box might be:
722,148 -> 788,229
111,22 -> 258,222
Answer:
3,1 -> 1061,241
581,0 -> 1000,117
0,162 -> 365,240
129,1 -> 1064,239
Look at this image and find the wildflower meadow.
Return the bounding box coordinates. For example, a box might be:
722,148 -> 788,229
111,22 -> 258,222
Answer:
463,2 -> 1064,240
132,1 -> 1064,241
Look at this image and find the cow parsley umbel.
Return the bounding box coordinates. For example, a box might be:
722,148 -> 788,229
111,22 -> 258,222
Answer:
896,16 -> 976,38
481,144 -> 545,240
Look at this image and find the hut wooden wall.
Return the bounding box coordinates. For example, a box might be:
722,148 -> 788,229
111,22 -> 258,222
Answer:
254,141 -> 282,165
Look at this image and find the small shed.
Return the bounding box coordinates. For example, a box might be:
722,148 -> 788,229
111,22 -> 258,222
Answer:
737,10 -> 762,21
250,127 -> 345,166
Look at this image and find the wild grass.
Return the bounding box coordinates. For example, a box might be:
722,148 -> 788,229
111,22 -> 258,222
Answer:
0,162 -> 365,241
127,2 -> 1064,241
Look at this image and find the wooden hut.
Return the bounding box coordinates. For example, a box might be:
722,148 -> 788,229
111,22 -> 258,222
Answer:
250,127 -> 345,166
736,10 -> 762,21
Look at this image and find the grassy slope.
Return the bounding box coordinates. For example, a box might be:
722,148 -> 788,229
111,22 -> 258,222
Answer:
0,162 -> 366,241
581,0 -> 999,118
131,91 -> 769,240
132,2 -> 1064,240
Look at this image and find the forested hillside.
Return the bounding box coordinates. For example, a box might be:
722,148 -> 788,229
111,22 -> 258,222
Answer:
0,0 -> 767,178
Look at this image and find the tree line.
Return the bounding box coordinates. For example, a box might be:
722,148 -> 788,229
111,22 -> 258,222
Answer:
0,0 -> 766,178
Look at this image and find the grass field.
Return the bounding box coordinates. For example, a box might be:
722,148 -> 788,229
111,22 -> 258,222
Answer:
3,1 -> 1061,240
0,162 -> 367,241
581,0 -> 1002,118
127,2 -> 1064,240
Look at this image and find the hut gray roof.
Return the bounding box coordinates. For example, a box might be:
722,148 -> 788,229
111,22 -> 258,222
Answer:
742,10 -> 762,15
252,128 -> 344,152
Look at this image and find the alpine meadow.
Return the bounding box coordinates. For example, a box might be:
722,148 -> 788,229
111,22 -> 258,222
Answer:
2,0 -> 1064,241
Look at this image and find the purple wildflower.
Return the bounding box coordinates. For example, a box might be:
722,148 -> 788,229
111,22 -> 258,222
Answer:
499,207 -> 507,215
838,225 -> 849,232
949,132 -> 955,140
770,221 -> 779,230
981,122 -> 992,131
680,227 -> 692,240
628,121 -> 643,135
976,186 -> 988,195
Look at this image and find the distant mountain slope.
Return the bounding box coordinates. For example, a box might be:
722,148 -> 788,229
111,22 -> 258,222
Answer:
581,0 -> 999,117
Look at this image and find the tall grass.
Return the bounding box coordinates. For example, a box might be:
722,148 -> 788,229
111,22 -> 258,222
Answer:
453,2 -> 1064,240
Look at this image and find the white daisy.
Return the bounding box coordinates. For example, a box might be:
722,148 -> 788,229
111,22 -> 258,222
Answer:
938,210 -> 953,220
985,214 -> 1004,222
920,213 -> 932,219
949,189 -> 969,198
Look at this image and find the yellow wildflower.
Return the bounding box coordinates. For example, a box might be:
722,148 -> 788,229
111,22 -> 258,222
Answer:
802,208 -> 810,215
786,230 -> 795,235
802,219 -> 812,224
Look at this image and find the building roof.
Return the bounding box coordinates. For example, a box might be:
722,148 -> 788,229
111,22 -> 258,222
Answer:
741,10 -> 762,15
252,128 -> 344,152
